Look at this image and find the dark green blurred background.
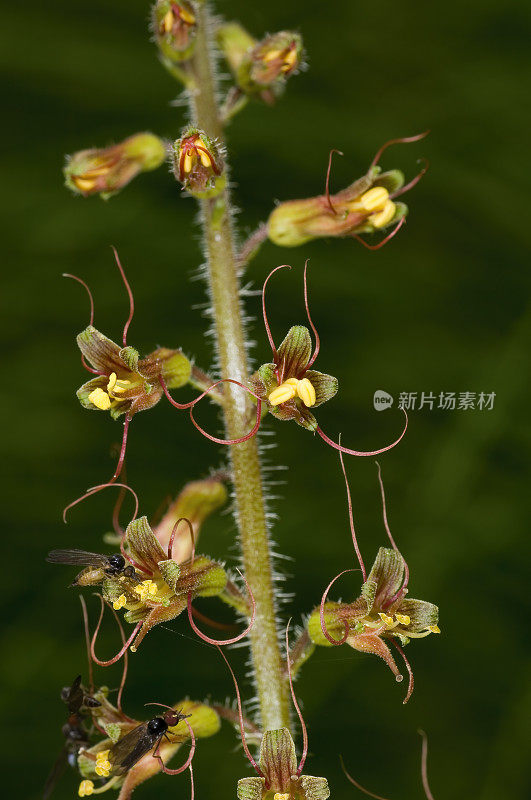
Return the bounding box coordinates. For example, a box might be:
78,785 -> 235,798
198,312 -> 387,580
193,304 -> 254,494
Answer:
2,0 -> 531,797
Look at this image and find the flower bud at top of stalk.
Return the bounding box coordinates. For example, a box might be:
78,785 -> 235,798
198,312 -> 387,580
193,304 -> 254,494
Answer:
218,23 -> 303,104
152,0 -> 197,63
172,127 -> 225,198
65,133 -> 166,199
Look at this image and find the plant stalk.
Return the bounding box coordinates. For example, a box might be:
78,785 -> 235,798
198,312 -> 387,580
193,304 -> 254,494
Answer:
187,2 -> 290,732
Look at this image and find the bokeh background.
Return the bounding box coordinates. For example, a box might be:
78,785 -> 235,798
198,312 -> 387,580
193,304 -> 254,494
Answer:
2,0 -> 531,797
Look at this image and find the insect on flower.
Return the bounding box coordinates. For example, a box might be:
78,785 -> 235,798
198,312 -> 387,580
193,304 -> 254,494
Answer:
46,550 -> 140,586
101,705 -> 191,776
249,262 -> 408,456
43,675 -> 101,800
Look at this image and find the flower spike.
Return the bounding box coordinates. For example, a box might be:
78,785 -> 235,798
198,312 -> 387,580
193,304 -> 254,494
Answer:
216,646 -> 265,778
316,410 -> 408,457
285,620 -> 308,775
187,568 -> 255,645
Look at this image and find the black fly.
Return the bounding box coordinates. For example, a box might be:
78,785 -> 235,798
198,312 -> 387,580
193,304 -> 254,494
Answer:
108,708 -> 189,775
43,676 -> 101,799
46,549 -> 139,585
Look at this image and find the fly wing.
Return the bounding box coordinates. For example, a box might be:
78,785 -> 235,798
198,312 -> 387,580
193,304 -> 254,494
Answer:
43,744 -> 68,800
47,549 -> 109,568
109,723 -> 157,776
64,676 -> 84,714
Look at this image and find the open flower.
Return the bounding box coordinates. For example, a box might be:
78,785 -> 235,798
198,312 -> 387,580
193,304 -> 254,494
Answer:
77,326 -> 190,420
237,728 -> 329,800
250,321 -> 337,433
92,515 -> 229,653
250,264 -> 407,458
307,462 -> 439,703
78,694 -> 220,800
267,133 -> 428,249
64,133 -> 166,199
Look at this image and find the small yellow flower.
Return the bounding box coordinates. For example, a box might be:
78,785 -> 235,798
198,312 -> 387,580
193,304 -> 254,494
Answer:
113,594 -> 127,611
78,780 -> 94,797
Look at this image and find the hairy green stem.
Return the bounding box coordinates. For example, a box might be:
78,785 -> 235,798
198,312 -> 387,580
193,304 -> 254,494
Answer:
187,2 -> 290,731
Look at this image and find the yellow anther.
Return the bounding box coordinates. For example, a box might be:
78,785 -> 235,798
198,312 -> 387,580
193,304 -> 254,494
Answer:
96,751 -> 110,763
78,780 -> 94,797
95,765 -> 110,778
428,624 -> 441,634
283,48 -> 297,71
178,6 -> 196,25
369,199 -> 396,229
268,382 -> 297,406
285,377 -> 300,388
395,613 -> 411,626
108,376 -> 131,397
183,152 -> 193,174
73,177 -> 97,192
134,579 -> 158,601
378,612 -> 398,628
162,10 -> 174,33
359,186 -> 390,212
273,795 -> 290,800
88,387 -> 111,411
113,594 -> 127,611
198,148 -> 213,168
264,49 -> 282,63
296,377 -> 316,407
